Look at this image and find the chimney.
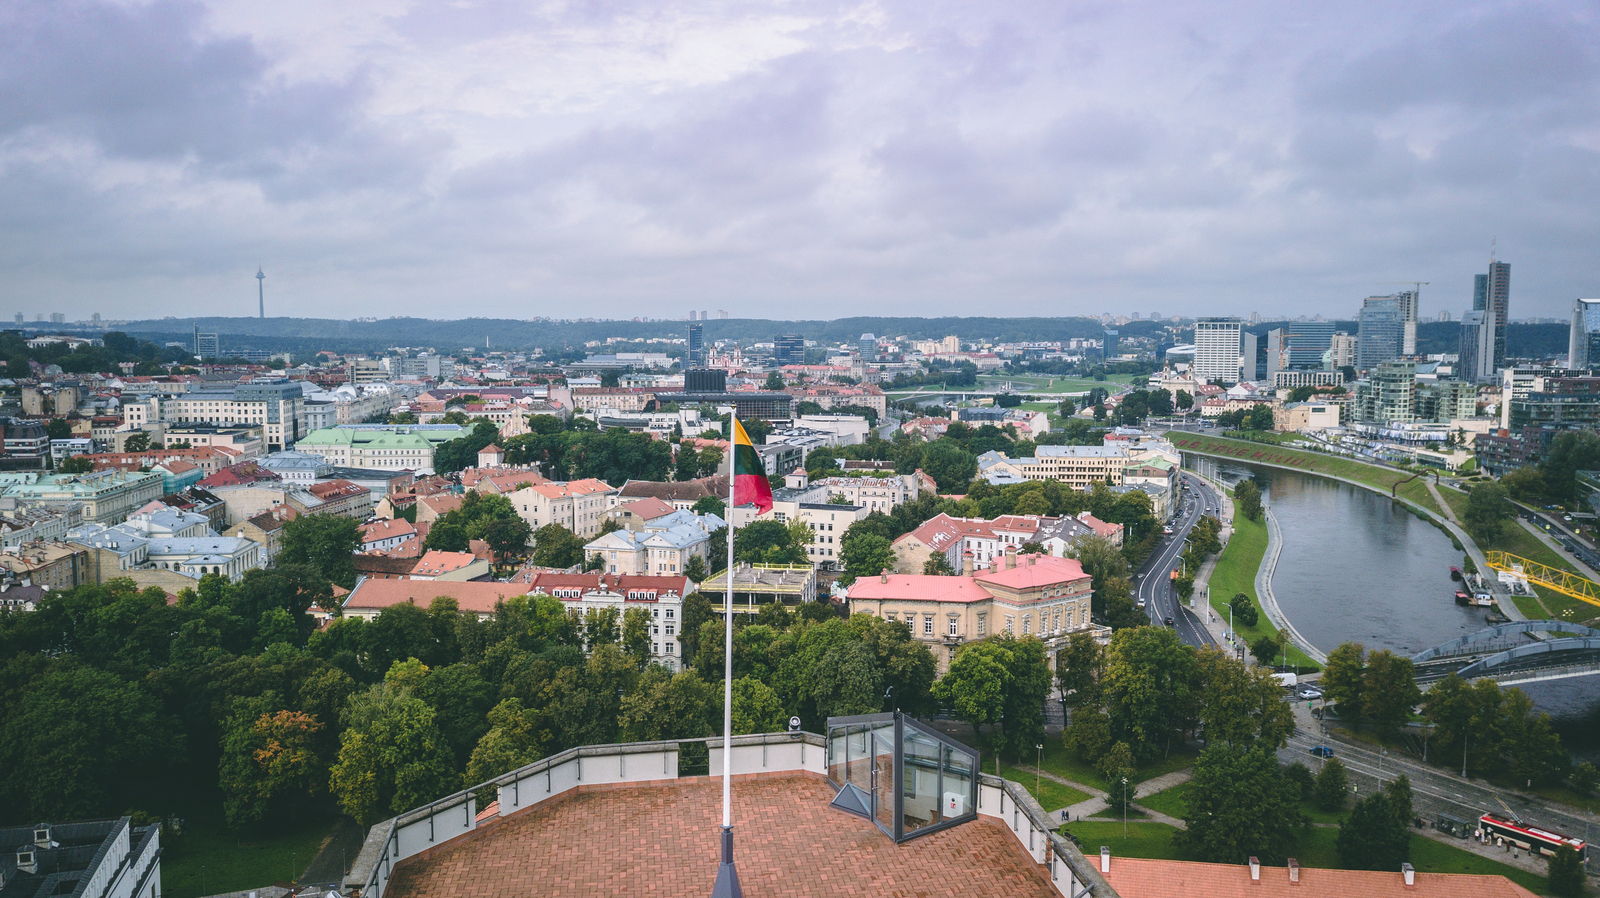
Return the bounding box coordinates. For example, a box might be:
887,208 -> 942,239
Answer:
1402,863 -> 1415,887
880,570 -> 889,584
1287,858 -> 1299,884
1249,857 -> 1260,883
1100,846 -> 1110,873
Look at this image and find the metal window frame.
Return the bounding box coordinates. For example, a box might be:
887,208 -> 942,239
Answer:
824,711 -> 979,843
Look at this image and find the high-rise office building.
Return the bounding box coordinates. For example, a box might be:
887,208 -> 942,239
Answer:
1357,297 -> 1406,370
1329,333 -> 1356,369
686,322 -> 704,367
774,334 -> 805,366
193,329 -> 220,360
1240,331 -> 1260,382
1486,261 -> 1511,369
1459,310 -> 1493,382
1102,329 -> 1118,360
1473,274 -> 1488,311
1192,318 -> 1243,384
1568,299 -> 1600,369
859,333 -> 877,362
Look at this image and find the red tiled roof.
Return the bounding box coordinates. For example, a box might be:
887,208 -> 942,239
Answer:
613,497 -> 675,520
411,550 -> 479,576
344,579 -> 531,615
974,555 -> 1088,590
309,479 -> 367,500
1101,856 -> 1537,898
527,571 -> 691,600
360,518 -> 417,543
846,573 -> 995,604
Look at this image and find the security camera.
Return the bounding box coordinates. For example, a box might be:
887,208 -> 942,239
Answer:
788,716 -> 802,735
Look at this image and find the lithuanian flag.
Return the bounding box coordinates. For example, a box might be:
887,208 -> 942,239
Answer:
732,417 -> 773,513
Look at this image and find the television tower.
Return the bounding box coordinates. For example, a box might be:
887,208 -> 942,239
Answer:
256,266 -> 266,318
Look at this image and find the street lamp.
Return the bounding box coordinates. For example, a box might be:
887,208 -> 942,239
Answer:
1036,744 -> 1044,799
1121,777 -> 1130,839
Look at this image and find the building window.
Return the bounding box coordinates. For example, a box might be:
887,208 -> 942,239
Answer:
948,617 -> 958,637
977,614 -> 986,636
1005,615 -> 1014,634
923,615 -> 933,636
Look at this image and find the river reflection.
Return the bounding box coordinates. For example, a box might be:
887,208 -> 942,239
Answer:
1187,455 -> 1600,754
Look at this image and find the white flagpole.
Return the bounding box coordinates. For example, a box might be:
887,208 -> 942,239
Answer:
712,416 -> 742,897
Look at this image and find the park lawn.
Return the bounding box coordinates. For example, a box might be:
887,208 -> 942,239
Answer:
1135,781 -> 1190,818
1438,485 -> 1471,523
1203,501 -> 1321,671
1173,433 -> 1447,517
1061,821 -> 1189,861
1409,835 -> 1551,894
990,741 -> 1196,794
1485,523 -> 1600,623
163,813 -> 340,898
996,759 -> 1092,812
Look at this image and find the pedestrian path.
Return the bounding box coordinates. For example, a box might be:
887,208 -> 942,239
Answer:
1010,763 -> 1193,830
1427,479 -> 1460,525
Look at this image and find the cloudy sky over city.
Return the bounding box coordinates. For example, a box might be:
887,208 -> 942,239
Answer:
2,0 -> 1596,323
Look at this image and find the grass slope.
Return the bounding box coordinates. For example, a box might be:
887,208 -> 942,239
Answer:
1171,434 -> 1445,516
1204,498 -> 1320,670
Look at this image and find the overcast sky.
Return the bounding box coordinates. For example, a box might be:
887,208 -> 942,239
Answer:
2,0 -> 1595,324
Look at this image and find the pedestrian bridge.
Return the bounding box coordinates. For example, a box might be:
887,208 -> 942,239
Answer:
1410,620 -> 1600,688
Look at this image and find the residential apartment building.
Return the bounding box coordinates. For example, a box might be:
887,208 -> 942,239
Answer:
507,478 -> 618,538
1191,318 -> 1243,384
976,445 -> 1128,489
525,572 -> 694,669
0,470 -> 164,523
584,509 -> 723,577
848,552 -> 1098,671
0,501 -> 83,549
295,424 -> 464,471
125,380 -> 306,451
892,512 -> 1120,575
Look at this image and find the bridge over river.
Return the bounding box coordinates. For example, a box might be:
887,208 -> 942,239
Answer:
1410,620 -> 1600,688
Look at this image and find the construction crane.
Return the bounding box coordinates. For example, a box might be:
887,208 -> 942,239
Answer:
1484,551 -> 1600,609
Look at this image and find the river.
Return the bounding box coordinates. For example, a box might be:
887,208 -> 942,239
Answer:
1186,456 -> 1600,755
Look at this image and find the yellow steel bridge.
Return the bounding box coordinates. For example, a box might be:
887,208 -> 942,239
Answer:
1485,551 -> 1600,609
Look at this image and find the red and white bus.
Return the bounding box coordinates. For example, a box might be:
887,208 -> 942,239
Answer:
1478,813 -> 1587,860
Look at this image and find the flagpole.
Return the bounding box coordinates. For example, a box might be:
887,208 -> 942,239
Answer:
712,415 -> 742,898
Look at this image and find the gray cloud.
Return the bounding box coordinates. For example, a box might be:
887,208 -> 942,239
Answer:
0,0 -> 1596,322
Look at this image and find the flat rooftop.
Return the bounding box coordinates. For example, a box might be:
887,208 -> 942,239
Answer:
385,772 -> 1057,898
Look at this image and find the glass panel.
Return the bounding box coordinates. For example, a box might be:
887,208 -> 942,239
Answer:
901,729 -> 942,834
942,743 -> 976,822
873,732 -> 895,833
845,726 -> 873,795
827,725 -> 849,785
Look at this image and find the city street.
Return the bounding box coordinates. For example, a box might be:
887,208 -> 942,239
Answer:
1133,471 -> 1218,648
1281,701 -> 1600,857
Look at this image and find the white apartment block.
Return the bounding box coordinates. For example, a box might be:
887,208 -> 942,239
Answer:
508,479 -> 619,538
1192,318 -> 1244,385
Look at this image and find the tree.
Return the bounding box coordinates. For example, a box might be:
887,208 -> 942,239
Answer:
1228,592 -> 1258,627
1500,466 -> 1547,502
698,447 -> 724,479
1360,650 -> 1421,738
58,455 -> 94,473
464,698 -> 544,796
329,682 -> 458,825
279,514 -> 362,588
0,664 -> 181,820
1549,844 -> 1585,898
920,440 -> 977,492
1102,627 -> 1200,763
1245,404 -> 1275,431
1283,762 -> 1315,801
838,532 -> 896,585
46,418 -> 74,440
1177,743 -> 1306,864
1540,430 -> 1600,502
531,523 -> 586,568
1383,775 -> 1414,829
1314,757 -> 1349,812
1176,390 -> 1193,411
1464,481 -> 1512,543
1056,632 -> 1103,709
691,496 -> 726,519
1337,792 -> 1409,871
481,515 -> 533,562
936,640 -> 1013,762
1234,479 -> 1263,521
1571,761 -> 1598,795
1249,634 -> 1280,666
621,607 -> 652,669
1099,742 -> 1137,814
618,670 -> 719,742
675,445 -> 699,481
1321,641 -> 1365,717
1195,647 -> 1294,749
123,432 -> 152,452
923,552 -> 955,575
731,677 -> 785,735
1063,705 -> 1112,763
811,641 -> 883,719
219,706 -> 325,826
764,371 -> 785,390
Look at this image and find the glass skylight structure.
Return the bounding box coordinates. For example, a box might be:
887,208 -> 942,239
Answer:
825,712 -> 978,843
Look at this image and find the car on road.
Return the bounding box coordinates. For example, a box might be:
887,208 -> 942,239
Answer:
1296,685 -> 1322,700
1163,617 -> 1174,626
1309,745 -> 1335,757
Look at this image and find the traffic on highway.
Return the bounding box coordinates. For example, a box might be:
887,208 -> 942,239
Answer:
1133,471 -> 1219,648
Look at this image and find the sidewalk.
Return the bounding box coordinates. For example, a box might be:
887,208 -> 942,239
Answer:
1017,763 -> 1193,830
